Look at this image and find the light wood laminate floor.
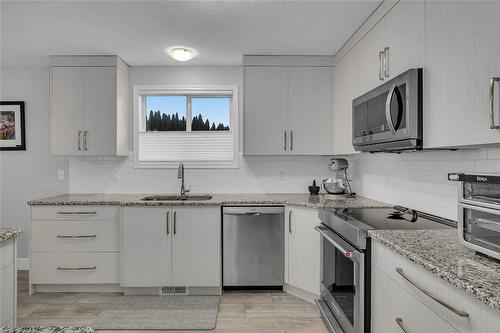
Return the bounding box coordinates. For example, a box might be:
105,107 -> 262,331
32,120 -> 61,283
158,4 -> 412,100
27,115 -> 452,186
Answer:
17,271 -> 328,333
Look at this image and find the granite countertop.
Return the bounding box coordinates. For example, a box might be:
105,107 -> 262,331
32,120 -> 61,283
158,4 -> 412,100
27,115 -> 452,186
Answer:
0,227 -> 22,242
27,193 -> 389,209
369,229 -> 500,312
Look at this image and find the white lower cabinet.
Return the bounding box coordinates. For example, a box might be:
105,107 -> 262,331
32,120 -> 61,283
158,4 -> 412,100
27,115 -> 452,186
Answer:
122,207 -> 171,287
371,240 -> 500,333
0,239 -> 17,329
122,206 -> 221,289
284,206 -> 321,298
372,265 -> 459,333
30,205 -> 121,292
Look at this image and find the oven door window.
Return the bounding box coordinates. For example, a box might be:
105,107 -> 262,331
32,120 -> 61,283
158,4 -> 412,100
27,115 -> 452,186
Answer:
323,238 -> 355,325
462,206 -> 500,253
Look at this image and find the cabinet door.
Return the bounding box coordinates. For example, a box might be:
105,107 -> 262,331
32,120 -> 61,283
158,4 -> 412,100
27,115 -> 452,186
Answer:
83,67 -> 117,156
333,47 -> 360,155
288,67 -> 332,155
384,0 -> 425,79
371,265 -> 460,333
50,67 -> 84,155
357,18 -> 386,95
244,66 -> 288,155
171,207 -> 221,287
0,264 -> 14,326
286,207 -> 321,296
122,207 -> 171,287
425,1 -> 500,148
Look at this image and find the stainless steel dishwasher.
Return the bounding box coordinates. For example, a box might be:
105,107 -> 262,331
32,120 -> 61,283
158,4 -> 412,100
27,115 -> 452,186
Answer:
222,206 -> 284,288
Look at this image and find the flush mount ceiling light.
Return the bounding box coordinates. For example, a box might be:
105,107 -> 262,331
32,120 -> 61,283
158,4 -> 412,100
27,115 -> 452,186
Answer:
167,47 -> 196,62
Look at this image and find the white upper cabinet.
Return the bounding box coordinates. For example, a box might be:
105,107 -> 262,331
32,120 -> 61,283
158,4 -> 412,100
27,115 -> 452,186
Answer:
244,65 -> 332,155
384,0 -> 425,80
244,66 -> 288,155
50,67 -> 85,156
288,67 -> 332,155
425,1 -> 500,148
357,18 -> 386,95
357,0 -> 424,96
333,47 -> 360,155
50,56 -> 129,156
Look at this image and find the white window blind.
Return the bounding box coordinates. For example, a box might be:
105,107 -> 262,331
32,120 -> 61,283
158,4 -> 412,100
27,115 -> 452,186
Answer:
138,131 -> 234,162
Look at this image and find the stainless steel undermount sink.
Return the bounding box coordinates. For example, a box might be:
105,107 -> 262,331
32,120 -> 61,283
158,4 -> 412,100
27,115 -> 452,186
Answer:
141,194 -> 213,201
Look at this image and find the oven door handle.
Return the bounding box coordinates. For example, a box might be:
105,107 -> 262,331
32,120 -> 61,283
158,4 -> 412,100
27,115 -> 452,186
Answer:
315,225 -> 358,259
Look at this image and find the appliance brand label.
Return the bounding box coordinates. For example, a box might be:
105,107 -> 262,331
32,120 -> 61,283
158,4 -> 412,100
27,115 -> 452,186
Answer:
476,176 -> 488,182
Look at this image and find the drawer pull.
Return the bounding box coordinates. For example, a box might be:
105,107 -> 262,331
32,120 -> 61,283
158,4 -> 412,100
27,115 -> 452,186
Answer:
395,318 -> 409,333
57,211 -> 97,215
396,268 -> 469,318
57,235 -> 97,239
57,266 -> 97,271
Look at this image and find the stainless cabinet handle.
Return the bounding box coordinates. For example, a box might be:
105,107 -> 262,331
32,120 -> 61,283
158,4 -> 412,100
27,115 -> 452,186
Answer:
57,211 -> 97,215
290,131 -> 293,151
384,47 -> 390,78
83,130 -> 88,150
173,211 -> 177,234
490,77 -> 500,129
166,211 -> 170,235
396,268 -> 469,317
78,131 -> 82,150
288,210 -> 292,233
57,266 -> 96,271
379,51 -> 383,80
284,130 -> 287,151
395,318 -> 409,333
57,235 -> 96,239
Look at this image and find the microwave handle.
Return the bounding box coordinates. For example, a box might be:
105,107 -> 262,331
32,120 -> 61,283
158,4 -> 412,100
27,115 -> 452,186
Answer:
385,84 -> 399,134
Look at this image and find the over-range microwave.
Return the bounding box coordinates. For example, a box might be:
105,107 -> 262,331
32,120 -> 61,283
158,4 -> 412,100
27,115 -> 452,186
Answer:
352,68 -> 423,152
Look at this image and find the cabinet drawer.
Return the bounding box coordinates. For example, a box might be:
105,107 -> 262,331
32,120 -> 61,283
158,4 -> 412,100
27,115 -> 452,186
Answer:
0,264 -> 14,327
0,239 -> 14,269
31,221 -> 120,252
31,205 -> 120,221
372,240 -> 500,333
31,252 -> 120,284
372,265 -> 459,333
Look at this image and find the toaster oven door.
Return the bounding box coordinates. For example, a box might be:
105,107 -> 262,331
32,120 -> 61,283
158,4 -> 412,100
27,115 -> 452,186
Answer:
458,203 -> 500,260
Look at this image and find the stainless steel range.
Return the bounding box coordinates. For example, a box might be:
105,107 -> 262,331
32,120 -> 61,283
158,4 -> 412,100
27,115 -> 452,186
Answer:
315,206 -> 454,333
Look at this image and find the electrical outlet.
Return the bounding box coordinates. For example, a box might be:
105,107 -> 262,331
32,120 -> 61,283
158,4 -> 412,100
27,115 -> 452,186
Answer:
57,169 -> 65,181
278,168 -> 286,181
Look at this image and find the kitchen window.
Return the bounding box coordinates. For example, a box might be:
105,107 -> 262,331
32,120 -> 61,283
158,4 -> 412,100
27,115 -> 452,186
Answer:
133,86 -> 238,168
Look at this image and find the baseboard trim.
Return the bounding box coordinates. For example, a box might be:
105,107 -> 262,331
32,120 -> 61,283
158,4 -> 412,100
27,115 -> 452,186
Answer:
17,258 -> 29,271
34,284 -> 123,293
283,284 -> 319,304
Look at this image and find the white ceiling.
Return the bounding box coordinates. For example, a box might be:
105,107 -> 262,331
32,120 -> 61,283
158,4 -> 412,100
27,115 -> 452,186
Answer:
1,0 -> 380,67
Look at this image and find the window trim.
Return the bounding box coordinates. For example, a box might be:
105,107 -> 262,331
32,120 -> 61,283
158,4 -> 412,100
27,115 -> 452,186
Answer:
133,85 -> 239,169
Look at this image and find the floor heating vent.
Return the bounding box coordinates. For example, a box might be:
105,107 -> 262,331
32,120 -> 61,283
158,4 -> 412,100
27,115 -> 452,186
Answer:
160,286 -> 187,295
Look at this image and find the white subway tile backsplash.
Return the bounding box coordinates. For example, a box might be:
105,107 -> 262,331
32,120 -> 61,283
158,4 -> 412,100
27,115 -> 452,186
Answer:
68,144 -> 500,222
347,147 -> 500,221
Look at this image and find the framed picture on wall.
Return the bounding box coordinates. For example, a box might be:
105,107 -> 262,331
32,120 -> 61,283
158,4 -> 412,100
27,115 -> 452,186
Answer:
0,101 -> 26,151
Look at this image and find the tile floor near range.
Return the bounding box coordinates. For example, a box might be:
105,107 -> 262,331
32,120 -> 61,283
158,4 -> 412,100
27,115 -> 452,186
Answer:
17,272 -> 328,333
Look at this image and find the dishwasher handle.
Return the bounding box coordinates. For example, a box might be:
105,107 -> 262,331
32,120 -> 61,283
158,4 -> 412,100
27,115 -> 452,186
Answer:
223,206 -> 284,216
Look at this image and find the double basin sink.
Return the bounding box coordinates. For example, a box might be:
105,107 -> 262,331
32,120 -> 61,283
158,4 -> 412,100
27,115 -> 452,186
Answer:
141,194 -> 213,201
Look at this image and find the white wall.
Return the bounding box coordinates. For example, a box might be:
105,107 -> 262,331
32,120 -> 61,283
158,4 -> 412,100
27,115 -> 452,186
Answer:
0,67 -> 69,258
346,148 -> 500,221
69,66 -> 332,194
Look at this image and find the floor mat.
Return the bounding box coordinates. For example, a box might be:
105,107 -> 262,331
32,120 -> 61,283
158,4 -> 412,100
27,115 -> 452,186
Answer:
91,295 -> 219,330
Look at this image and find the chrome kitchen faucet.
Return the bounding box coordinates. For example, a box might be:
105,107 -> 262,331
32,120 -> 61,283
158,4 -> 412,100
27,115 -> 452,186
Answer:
177,162 -> 190,196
